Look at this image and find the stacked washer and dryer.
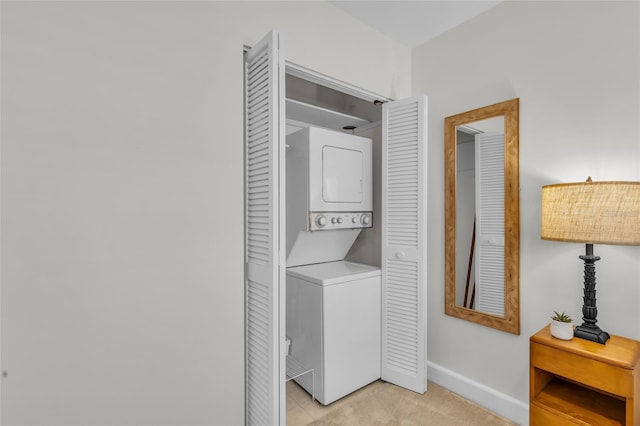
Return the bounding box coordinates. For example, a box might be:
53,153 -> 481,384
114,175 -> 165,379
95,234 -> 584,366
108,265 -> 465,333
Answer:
285,126 -> 381,406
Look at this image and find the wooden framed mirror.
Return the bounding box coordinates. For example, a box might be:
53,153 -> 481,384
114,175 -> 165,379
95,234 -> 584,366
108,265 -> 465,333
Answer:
444,98 -> 520,334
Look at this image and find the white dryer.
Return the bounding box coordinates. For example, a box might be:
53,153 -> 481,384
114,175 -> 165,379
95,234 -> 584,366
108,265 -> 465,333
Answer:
285,126 -> 373,267
286,261 -> 381,405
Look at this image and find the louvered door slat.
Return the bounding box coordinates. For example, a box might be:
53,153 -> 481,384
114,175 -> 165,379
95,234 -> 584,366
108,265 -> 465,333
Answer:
381,95 -> 427,394
244,30 -> 285,426
475,131 -> 505,316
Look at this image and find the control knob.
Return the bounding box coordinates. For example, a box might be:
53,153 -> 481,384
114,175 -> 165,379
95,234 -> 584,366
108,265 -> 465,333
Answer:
361,215 -> 371,226
316,215 -> 327,227
337,217 -> 343,224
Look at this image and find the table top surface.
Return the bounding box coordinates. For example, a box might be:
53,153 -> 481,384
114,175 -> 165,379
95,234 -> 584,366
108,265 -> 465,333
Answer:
531,325 -> 640,369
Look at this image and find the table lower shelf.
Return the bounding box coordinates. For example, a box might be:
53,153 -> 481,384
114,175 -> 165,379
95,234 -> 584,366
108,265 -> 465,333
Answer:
532,377 -> 625,425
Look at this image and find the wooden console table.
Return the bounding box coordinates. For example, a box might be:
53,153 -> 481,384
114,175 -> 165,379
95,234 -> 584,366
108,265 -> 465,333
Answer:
530,325 -> 640,425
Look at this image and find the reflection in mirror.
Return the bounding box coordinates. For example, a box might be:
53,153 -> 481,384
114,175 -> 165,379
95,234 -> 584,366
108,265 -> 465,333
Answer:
456,117 -> 504,312
445,99 -> 520,335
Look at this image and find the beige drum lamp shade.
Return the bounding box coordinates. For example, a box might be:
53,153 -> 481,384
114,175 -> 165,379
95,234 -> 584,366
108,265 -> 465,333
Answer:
541,180 -> 640,246
541,178 -> 640,344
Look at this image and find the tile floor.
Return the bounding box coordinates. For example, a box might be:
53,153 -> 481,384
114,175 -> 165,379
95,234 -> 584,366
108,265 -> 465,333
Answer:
286,379 -> 517,426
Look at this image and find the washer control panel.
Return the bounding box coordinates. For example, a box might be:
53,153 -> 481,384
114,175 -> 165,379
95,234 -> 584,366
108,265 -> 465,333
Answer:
309,212 -> 373,231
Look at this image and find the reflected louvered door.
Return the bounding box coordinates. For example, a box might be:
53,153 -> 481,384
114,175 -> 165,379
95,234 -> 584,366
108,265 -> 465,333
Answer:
244,30 -> 285,426
475,131 -> 505,316
381,95 -> 427,394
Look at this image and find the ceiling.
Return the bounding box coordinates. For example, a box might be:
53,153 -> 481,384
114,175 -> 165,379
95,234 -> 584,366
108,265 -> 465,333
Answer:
328,1 -> 503,48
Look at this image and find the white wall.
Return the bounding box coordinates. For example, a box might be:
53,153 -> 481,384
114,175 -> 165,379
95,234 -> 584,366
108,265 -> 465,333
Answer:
0,2 -> 410,425
414,0 -> 640,416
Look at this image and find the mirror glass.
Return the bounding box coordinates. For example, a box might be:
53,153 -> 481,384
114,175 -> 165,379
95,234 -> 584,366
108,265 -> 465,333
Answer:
444,99 -> 520,334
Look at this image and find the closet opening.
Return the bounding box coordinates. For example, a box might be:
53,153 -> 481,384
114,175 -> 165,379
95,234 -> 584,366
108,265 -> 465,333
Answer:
283,67 -> 386,408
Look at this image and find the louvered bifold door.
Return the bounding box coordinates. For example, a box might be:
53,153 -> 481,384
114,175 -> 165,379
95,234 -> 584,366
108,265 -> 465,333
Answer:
244,30 -> 286,426
381,95 -> 428,394
475,131 -> 505,317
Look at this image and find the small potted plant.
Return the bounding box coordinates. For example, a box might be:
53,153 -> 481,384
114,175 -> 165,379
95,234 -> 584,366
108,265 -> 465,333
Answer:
550,311 -> 574,340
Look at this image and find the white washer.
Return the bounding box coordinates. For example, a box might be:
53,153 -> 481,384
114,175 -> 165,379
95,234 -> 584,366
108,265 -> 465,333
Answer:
286,261 -> 381,405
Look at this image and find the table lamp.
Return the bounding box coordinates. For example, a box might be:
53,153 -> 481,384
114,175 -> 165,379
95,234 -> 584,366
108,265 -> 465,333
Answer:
541,177 -> 640,344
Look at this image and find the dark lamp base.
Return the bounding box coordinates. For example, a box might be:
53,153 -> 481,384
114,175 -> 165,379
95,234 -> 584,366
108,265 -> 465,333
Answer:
574,324 -> 610,344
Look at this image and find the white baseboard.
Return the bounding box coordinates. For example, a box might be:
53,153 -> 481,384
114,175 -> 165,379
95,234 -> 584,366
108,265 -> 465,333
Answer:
427,361 -> 529,425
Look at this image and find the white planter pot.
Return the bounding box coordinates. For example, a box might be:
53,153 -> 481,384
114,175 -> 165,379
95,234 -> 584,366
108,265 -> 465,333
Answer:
550,320 -> 574,340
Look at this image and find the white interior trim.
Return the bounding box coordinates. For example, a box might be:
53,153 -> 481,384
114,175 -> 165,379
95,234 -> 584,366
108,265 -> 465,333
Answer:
427,361 -> 529,425
286,98 -> 371,130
